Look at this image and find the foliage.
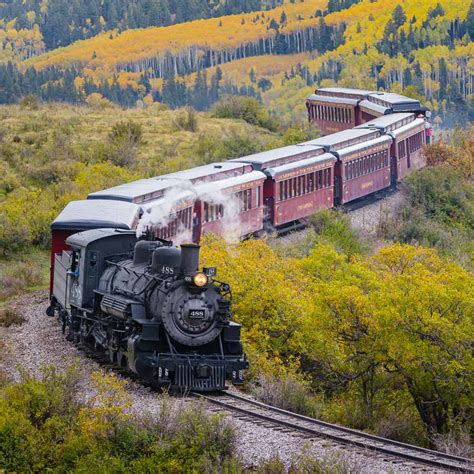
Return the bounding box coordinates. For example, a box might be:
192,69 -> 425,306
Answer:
0,307 -> 24,327
0,0 -> 268,53
0,103 -> 275,257
108,120 -> 143,146
379,165 -> 474,269
282,122 -> 319,145
173,107 -> 199,132
107,119 -> 143,167
202,236 -> 474,441
212,96 -> 279,131
0,366 -> 240,472
310,209 -> 366,256
423,128 -> 474,178
0,0 -> 470,124
403,167 -> 473,230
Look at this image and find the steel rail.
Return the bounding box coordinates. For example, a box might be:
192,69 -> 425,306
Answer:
196,391 -> 473,472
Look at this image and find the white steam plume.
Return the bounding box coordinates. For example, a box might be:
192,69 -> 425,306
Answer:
136,178 -> 244,244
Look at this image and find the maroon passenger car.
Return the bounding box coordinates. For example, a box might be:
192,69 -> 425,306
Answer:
332,135 -> 393,204
263,153 -> 336,227
230,145 -> 332,229
388,118 -> 426,179
307,88 -> 375,135
193,171 -> 266,241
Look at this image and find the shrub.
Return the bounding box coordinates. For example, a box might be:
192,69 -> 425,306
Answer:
107,120 -> 143,167
19,95 -> 40,110
432,426 -> 474,458
282,122 -> 319,145
173,107 -> 199,132
403,167 -> 474,229
310,209 -> 365,255
379,167 -> 474,268
212,96 -> 279,131
423,129 -> 473,179
0,308 -> 25,327
109,120 -> 143,146
0,214 -> 30,258
195,131 -> 265,163
251,373 -> 322,418
85,93 -> 113,109
0,366 -> 240,472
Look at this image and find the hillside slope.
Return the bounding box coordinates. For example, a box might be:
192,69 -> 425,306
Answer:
0,0 -> 472,125
0,0 -> 271,61
0,102 -> 278,257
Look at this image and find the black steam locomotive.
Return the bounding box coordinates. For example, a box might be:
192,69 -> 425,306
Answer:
47,228 -> 247,391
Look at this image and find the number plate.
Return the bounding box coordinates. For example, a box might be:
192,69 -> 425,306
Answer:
188,309 -> 205,320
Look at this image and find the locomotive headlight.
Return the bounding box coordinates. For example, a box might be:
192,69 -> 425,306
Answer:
193,272 -> 208,287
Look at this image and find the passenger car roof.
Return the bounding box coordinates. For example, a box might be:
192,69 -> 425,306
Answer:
52,200 -> 140,230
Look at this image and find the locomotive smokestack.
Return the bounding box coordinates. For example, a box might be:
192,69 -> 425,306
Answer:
180,244 -> 200,274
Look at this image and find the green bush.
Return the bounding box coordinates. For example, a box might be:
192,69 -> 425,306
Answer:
107,120 -> 143,167
0,367 -> 240,473
404,166 -> 474,230
212,96 -> 279,131
173,106 -> 199,132
195,131 -> 265,163
379,167 -> 474,268
282,122 -> 319,145
310,209 -> 365,256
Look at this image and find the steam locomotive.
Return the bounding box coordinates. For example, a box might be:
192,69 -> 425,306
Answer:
47,228 -> 247,391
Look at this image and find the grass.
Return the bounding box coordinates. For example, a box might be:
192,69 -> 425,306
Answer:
0,102 -> 279,258
0,102 -> 277,178
0,249 -> 49,303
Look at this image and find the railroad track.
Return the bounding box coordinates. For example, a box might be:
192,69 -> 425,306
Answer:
196,391 -> 474,473
74,344 -> 473,471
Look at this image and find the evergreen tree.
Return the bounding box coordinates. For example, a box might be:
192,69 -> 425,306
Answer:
274,32 -> 288,54
192,70 -> 209,110
269,18 -> 279,30
392,5 -> 407,28
466,0 -> 474,40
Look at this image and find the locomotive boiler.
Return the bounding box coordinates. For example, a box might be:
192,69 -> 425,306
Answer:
47,228 -> 247,391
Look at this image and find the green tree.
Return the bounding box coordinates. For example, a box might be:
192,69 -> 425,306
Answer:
392,4 -> 407,28
466,0 -> 474,40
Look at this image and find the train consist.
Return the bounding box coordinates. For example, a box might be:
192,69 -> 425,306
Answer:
48,87 -> 431,390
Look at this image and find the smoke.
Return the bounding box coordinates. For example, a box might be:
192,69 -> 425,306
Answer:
135,178 -> 244,244
194,180 -> 243,243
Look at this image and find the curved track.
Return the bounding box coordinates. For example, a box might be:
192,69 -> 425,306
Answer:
196,391 -> 474,472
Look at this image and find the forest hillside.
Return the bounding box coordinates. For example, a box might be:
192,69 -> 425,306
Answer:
0,0 -> 472,125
